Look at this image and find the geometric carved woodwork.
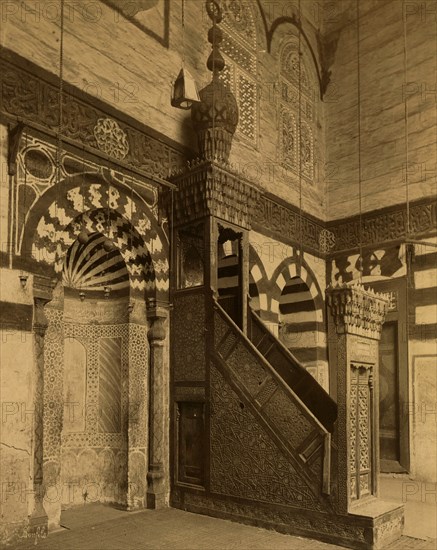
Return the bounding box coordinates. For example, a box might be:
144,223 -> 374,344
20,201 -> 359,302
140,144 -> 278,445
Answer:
176,402 -> 205,486
350,364 -> 373,501
211,304 -> 332,510
170,159 -> 260,230
326,283 -> 392,515
210,364 -> 323,511
173,291 -> 206,382
326,283 -> 389,340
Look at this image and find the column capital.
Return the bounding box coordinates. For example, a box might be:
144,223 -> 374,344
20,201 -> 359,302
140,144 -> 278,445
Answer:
326,283 -> 389,340
32,276 -> 56,336
146,298 -> 170,343
146,300 -> 169,343
33,274 -> 56,303
146,298 -> 171,316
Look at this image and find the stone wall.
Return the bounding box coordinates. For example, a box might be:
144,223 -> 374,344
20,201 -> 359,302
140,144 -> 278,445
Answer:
409,239 -> 437,482
0,270 -> 35,543
1,0 -> 328,218
327,238 -> 437,482
249,230 -> 329,390
325,0 -> 437,219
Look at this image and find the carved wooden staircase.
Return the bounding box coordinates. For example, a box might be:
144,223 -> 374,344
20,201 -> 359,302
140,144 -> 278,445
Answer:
212,298 -> 335,503
171,288 -> 404,550
246,303 -> 337,433
201,293 -> 403,549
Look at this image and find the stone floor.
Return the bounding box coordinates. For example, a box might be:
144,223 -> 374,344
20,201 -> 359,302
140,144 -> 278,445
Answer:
12,504 -> 436,550
379,474 -> 437,540
11,475 -> 436,550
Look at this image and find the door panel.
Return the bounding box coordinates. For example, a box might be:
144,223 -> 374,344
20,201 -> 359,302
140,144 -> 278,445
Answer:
379,322 -> 400,464
177,402 -> 205,485
365,279 -> 409,473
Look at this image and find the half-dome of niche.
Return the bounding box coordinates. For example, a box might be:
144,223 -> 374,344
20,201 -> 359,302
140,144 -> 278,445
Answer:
63,232 -> 129,293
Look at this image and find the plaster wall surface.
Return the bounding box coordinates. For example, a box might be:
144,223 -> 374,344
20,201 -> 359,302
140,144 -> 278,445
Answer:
0,269 -> 34,305
0,124 -> 9,255
410,340 -> 437,482
325,0 -> 437,219
0,331 -> 34,542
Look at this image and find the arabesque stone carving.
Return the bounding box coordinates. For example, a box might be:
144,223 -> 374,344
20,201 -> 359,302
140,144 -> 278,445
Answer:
326,283 -> 389,340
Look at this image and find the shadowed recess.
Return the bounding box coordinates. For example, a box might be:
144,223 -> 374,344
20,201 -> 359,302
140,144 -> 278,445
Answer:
63,232 -> 129,293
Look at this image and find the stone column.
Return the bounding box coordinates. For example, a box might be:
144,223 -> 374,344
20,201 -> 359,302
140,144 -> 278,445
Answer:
41,283 -> 64,530
28,276 -> 54,539
146,300 -> 168,509
326,283 -> 389,514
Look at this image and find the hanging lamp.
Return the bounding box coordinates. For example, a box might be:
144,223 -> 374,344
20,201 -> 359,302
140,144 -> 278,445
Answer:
297,0 -> 303,277
171,0 -> 200,109
19,131 -> 29,290
172,67 -> 200,109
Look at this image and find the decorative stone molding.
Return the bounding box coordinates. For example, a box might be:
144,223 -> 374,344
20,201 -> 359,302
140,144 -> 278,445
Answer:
328,199 -> 437,253
169,159 -> 260,229
252,194 -> 325,253
326,283 -> 389,340
319,228 -> 336,253
0,50 -> 185,179
3,49 -> 435,254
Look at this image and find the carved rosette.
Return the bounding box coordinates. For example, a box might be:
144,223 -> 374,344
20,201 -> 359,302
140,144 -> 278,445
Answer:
93,118 -> 129,160
326,283 -> 389,340
319,228 -> 336,253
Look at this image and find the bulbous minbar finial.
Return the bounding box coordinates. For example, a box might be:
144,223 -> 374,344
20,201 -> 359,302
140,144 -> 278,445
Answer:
191,0 -> 239,162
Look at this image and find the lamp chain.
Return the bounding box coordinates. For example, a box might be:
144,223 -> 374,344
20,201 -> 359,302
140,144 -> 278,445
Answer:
356,0 -> 363,282
182,0 -> 186,66
298,0 -> 303,275
56,0 -> 65,270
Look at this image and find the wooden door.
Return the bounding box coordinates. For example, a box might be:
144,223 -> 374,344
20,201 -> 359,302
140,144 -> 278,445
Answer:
177,402 -> 205,486
366,279 -> 409,473
379,322 -> 403,470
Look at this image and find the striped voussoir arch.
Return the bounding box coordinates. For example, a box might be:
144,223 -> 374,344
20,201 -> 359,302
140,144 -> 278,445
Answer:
271,262 -> 325,370
271,263 -> 324,318
22,176 -> 169,301
249,245 -> 268,313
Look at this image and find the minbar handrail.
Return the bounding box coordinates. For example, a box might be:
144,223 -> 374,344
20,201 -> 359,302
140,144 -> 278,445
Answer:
247,301 -> 337,433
